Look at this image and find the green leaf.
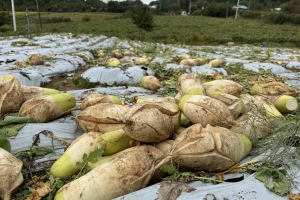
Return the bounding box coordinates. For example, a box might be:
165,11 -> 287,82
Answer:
254,162 -> 290,196
76,161 -> 83,169
161,163 -> 178,175
0,133 -> 11,152
31,146 -> 54,156
0,116 -> 36,127
88,148 -> 104,163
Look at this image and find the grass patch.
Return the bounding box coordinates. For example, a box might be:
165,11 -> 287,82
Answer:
1,12 -> 300,47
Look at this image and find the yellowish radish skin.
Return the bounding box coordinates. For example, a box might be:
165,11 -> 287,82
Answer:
54,145 -> 163,200
50,129 -> 132,178
177,73 -> 206,96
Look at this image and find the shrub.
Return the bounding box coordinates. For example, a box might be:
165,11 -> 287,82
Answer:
130,5 -> 154,32
202,3 -> 235,18
63,17 -> 71,22
82,16 -> 91,22
0,11 -> 11,27
264,12 -> 287,24
192,9 -> 204,16
239,11 -> 262,19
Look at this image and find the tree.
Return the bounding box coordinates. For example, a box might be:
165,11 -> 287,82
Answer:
130,5 -> 154,32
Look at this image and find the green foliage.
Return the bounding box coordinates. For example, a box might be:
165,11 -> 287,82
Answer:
82,16 -> 91,22
130,5 -> 154,32
0,11 -> 11,27
202,3 -> 235,18
247,162 -> 290,196
75,148 -> 104,179
71,76 -> 95,89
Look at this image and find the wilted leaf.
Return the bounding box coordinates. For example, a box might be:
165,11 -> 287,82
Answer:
156,181 -> 195,200
289,193 -> 300,200
27,182 -> 51,200
254,162 -> 290,196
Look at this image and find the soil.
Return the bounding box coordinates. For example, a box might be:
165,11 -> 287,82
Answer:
41,64 -> 96,91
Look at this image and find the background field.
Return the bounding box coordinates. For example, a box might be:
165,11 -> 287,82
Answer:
1,12 -> 300,47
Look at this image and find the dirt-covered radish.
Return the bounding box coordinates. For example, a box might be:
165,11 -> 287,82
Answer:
21,85 -> 60,102
177,73 -> 206,96
76,103 -> 128,133
135,124 -> 252,182
54,145 -> 163,200
18,93 -> 76,123
122,102 -> 180,143
179,94 -> 236,128
0,75 -> 23,116
50,129 -> 132,178
0,148 -> 23,200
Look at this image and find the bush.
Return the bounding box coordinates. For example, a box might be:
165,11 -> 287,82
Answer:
130,5 -> 154,32
82,16 -> 91,22
63,17 -> 71,22
0,11 -> 11,27
264,12 -> 287,24
192,9 -> 204,16
202,3 -> 235,18
239,11 -> 262,19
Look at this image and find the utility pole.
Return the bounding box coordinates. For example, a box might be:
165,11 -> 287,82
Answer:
35,0 -> 42,30
189,0 -> 191,14
248,0 -> 251,11
11,0 -> 16,31
235,0 -> 240,19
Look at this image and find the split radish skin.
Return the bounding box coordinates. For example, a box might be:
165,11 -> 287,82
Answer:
203,79 -> 244,97
18,93 -> 76,123
0,75 -> 23,116
54,145 -> 163,200
177,73 -> 206,96
50,129 -> 132,179
179,94 -> 236,128
250,82 -> 298,97
75,103 -> 128,133
0,148 -> 23,200
134,124 -> 252,183
123,102 -> 180,143
69,93 -> 122,112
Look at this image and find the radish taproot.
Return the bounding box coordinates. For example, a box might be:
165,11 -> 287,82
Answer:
50,129 -> 132,178
250,82 -> 298,97
21,85 -> 60,102
0,148 -> 23,200
18,93 -> 76,123
54,145 -> 163,200
123,102 -> 180,143
0,75 -> 23,116
135,124 -> 252,182
179,94 -> 236,128
141,76 -> 162,91
76,103 -> 128,133
177,73 -> 206,96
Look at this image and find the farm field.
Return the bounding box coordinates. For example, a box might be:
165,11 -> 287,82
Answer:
1,11 -> 300,200
1,12 -> 300,47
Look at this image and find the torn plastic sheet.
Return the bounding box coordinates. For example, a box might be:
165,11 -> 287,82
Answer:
0,70 -> 47,86
116,148 -> 300,200
81,66 -> 155,85
165,64 -> 228,76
